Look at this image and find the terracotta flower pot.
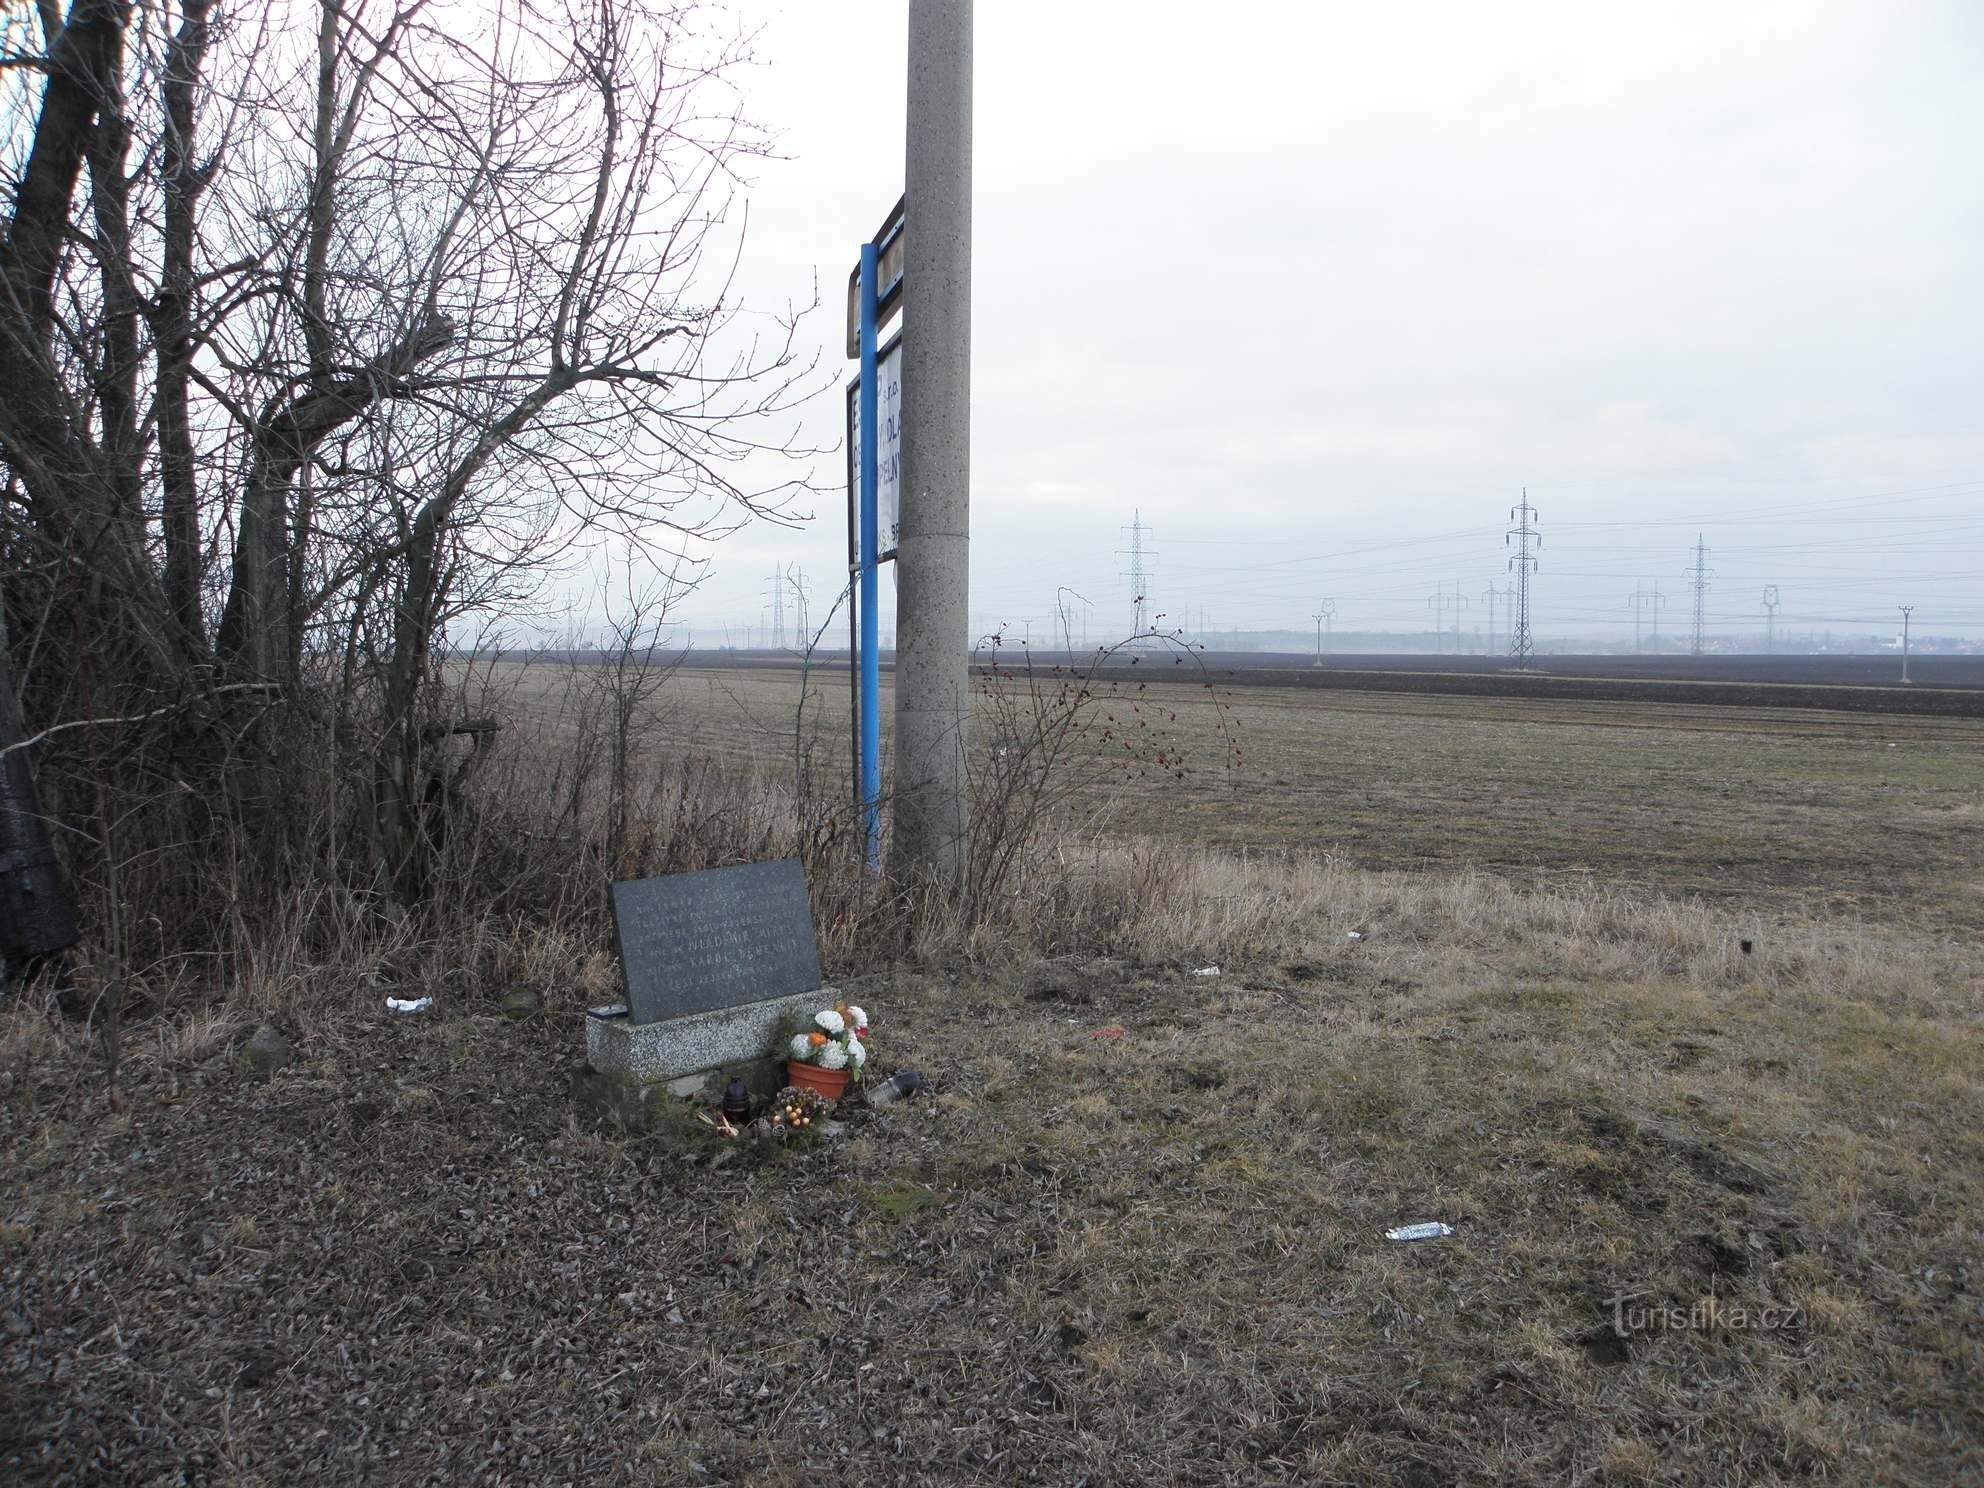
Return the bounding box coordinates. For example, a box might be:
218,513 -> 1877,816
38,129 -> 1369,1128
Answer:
786,1060 -> 852,1101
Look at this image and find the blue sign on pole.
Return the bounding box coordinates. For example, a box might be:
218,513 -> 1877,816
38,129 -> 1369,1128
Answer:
857,243 -> 883,870
847,196 -> 905,872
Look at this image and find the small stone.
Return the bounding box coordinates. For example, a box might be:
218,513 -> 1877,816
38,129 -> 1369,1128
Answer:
499,988 -> 540,1021
234,1024 -> 294,1081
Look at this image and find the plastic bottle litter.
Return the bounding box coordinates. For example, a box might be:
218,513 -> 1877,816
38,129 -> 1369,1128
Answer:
385,996 -> 433,1014
1193,966 -> 1221,978
866,1071 -> 927,1106
1385,1222 -> 1454,1242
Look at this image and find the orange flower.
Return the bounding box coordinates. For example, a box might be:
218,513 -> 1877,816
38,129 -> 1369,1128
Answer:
808,1030 -> 828,1048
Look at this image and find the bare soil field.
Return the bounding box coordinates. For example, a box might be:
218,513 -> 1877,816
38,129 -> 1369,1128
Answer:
1193,651 -> 1984,690
499,662 -> 1984,935
4,663 -> 1980,1485
659,648 -> 1984,714
1101,683 -> 1984,937
1083,659 -> 1984,719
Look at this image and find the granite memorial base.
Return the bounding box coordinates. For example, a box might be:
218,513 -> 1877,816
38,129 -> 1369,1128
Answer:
572,1044 -> 806,1130
586,989 -> 825,1091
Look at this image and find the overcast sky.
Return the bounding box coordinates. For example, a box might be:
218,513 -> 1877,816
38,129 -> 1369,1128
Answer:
660,1 -> 1983,649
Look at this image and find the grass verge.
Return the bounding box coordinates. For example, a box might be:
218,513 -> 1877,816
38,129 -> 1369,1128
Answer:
3,852 -> 1979,1485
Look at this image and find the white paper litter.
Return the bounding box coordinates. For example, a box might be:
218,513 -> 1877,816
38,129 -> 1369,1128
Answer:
385,996 -> 433,1014
1385,1222 -> 1454,1242
1346,931 -> 1365,942
1193,966 -> 1221,977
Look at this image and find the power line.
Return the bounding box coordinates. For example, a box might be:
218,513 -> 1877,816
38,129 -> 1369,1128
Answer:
1547,477 -> 1984,531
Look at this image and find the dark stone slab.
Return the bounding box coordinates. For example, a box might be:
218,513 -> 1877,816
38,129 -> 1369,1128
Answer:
609,859 -> 822,1026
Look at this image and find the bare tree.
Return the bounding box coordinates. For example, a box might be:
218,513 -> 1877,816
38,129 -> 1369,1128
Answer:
0,0 -> 818,956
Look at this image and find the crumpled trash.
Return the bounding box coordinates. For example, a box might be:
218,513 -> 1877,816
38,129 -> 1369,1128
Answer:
1346,931 -> 1365,942
385,996 -> 433,1014
1193,965 -> 1221,978
1385,1222 -> 1454,1242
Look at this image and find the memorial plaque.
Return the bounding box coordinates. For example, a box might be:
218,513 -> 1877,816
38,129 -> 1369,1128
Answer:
609,859 -> 822,1027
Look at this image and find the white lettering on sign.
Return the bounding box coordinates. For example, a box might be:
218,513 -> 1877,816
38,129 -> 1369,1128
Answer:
847,336 -> 902,555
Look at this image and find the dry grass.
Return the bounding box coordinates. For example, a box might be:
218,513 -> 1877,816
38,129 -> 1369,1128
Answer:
3,661 -> 1981,1484
3,864 -> 1980,1484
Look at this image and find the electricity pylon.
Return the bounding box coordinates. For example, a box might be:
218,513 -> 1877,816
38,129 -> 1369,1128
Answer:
1116,511 -> 1155,636
763,566 -> 787,649
787,565 -> 811,648
1506,491 -> 1540,662
1687,535 -> 1713,656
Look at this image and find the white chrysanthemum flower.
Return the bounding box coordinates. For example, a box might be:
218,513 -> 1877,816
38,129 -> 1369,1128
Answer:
788,1034 -> 813,1061
847,1005 -> 868,1031
816,1040 -> 849,1070
845,1037 -> 866,1068
814,1009 -> 845,1035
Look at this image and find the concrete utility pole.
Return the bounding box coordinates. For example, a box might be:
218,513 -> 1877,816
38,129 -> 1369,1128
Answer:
891,0 -> 973,884
1898,605 -> 1914,684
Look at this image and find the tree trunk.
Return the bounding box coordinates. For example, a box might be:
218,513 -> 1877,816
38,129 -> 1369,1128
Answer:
0,601 -> 79,972
154,0 -> 213,652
